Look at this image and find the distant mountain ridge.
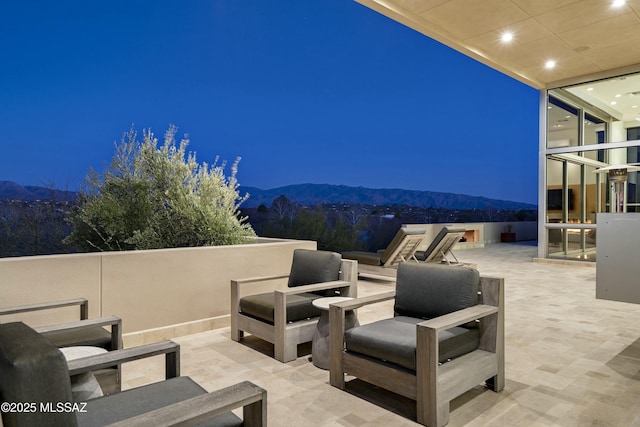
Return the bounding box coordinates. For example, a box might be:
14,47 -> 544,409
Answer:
0,180 -> 535,210
239,183 -> 536,210
0,181 -> 77,201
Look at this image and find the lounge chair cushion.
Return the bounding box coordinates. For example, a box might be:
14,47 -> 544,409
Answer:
394,263 -> 479,319
240,292 -> 322,324
339,251 -> 382,266
344,316 -> 480,369
77,376 -> 242,427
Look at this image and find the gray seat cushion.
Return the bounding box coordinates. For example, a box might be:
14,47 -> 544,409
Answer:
77,376 -> 242,427
240,292 -> 322,323
239,249 -> 344,323
344,316 -> 480,369
41,326 -> 114,350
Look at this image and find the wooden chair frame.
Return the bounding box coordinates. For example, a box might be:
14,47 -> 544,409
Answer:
329,275 -> 504,427
72,340 -> 266,427
231,259 -> 357,363
1,298 -> 124,393
0,323 -> 267,427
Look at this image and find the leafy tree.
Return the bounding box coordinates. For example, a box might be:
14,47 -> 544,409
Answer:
65,126 -> 255,251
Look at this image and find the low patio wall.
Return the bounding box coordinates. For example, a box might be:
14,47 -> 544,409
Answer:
0,237 -> 316,342
404,221 -> 537,250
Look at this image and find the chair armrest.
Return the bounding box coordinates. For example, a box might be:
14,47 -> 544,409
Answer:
33,315 -> 121,333
104,381 -> 267,427
275,280 -> 353,296
231,274 -> 290,286
34,315 -> 122,350
330,290 -> 396,312
231,274 -> 290,303
0,298 -> 88,319
417,305 -> 499,333
67,340 -> 180,379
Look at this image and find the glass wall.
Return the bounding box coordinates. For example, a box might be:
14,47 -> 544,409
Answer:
544,73 -> 640,261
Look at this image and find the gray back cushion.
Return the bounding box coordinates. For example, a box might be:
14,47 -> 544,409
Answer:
394,263 -> 479,319
0,322 -> 78,427
288,249 -> 341,287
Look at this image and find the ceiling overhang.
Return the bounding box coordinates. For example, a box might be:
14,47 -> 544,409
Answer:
356,0 -> 640,90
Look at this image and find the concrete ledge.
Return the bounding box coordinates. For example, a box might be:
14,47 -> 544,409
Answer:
123,315 -> 230,347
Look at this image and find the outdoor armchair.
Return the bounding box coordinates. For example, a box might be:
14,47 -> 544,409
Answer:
0,321 -> 267,427
0,298 -> 123,394
0,297 -> 121,351
329,263 -> 504,427
231,249 -> 357,363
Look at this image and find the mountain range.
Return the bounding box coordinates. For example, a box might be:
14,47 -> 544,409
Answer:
0,181 -> 77,202
239,184 -> 536,210
0,180 -> 536,210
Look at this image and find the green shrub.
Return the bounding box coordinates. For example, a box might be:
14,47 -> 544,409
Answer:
65,125 -> 255,251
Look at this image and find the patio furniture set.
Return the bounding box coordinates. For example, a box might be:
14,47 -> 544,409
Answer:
1,228 -> 504,427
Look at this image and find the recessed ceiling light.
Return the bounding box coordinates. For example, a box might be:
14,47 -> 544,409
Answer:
612,0 -> 626,8
501,32 -> 514,43
545,60 -> 556,69
633,105 -> 638,108
615,94 -> 622,98
611,101 -> 617,105
587,87 -> 594,91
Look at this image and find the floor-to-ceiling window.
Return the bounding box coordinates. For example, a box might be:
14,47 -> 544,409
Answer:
543,73 -> 640,261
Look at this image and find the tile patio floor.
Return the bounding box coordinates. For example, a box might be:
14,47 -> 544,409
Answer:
121,243 -> 640,426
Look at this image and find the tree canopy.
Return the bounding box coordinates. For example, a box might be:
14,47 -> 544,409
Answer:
65,126 -> 255,251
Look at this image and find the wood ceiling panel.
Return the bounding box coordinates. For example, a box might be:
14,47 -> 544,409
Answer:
391,0 -> 448,15
466,18 -> 552,57
418,0 -> 529,39
558,13 -> 640,50
356,0 -> 640,88
511,0 -> 582,16
495,34 -> 580,69
627,0 -> 640,11
578,39 -> 640,71
519,55 -> 601,84
535,0 -> 630,34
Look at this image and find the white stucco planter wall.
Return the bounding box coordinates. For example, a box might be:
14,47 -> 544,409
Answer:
0,237 -> 316,342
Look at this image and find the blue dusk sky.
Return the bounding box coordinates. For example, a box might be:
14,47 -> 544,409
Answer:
1,1 -> 540,205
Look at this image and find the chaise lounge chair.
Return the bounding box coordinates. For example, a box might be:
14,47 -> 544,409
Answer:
414,226 -> 465,265
342,227 -> 427,268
